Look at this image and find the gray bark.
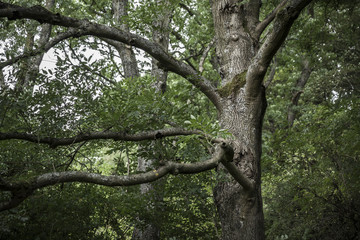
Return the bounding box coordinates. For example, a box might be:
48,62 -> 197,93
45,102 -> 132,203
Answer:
110,0 -> 139,79
0,68 -> 4,89
211,2 -> 265,238
211,0 -> 312,239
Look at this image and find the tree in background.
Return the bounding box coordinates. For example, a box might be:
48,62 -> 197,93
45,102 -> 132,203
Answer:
4,0 -> 357,239
262,1 -> 360,239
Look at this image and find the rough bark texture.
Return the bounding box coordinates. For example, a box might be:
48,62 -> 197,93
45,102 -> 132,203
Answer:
212,0 -> 260,85
210,1 -> 312,239
211,1 -> 266,239
214,92 -> 266,240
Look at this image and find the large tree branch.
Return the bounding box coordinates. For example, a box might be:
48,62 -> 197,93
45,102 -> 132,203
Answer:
0,128 -> 212,148
0,142 -> 232,211
0,2 -> 222,110
246,0 -> 313,98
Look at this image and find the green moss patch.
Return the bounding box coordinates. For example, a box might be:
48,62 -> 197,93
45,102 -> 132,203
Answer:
218,71 -> 247,97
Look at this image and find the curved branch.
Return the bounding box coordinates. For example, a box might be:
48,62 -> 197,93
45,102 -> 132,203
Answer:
218,143 -> 255,191
179,3 -> 202,26
0,128 -> 206,148
0,2 -> 222,110
0,143 -> 231,211
264,57 -> 277,89
246,0 -> 313,98
0,192 -> 33,212
221,162 -> 255,192
0,28 -> 86,69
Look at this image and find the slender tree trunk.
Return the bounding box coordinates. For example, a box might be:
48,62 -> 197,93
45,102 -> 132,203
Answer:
288,58 -> 312,127
111,0 -> 139,79
132,1 -> 171,239
16,0 -> 54,89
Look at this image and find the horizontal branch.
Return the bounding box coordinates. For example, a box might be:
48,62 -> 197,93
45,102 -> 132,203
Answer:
0,1 -> 222,110
0,128 -> 206,148
0,142 -> 231,211
0,28 -> 86,69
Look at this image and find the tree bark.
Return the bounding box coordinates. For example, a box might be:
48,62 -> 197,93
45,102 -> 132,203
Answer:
214,92 -> 266,240
110,0 -> 139,79
211,1 -> 265,239
210,0 -> 311,239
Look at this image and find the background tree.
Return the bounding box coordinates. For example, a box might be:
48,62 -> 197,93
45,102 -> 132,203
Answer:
262,1 -> 360,239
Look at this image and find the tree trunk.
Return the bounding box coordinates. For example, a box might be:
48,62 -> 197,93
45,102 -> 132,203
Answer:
211,1 -> 266,239
288,58 -> 312,127
214,91 -> 266,240
111,0 -> 139,79
16,0 -> 54,90
132,1 -> 171,239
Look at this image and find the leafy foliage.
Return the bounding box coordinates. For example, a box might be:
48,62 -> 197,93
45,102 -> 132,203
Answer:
262,2 -> 360,239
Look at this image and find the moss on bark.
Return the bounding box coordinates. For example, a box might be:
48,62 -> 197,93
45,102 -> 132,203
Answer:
218,71 -> 247,97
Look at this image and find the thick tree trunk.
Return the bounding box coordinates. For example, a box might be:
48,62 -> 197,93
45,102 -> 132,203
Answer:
214,91 -> 266,240
211,1 -> 266,239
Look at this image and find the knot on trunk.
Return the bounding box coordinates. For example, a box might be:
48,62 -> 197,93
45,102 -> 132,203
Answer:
220,142 -> 234,162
